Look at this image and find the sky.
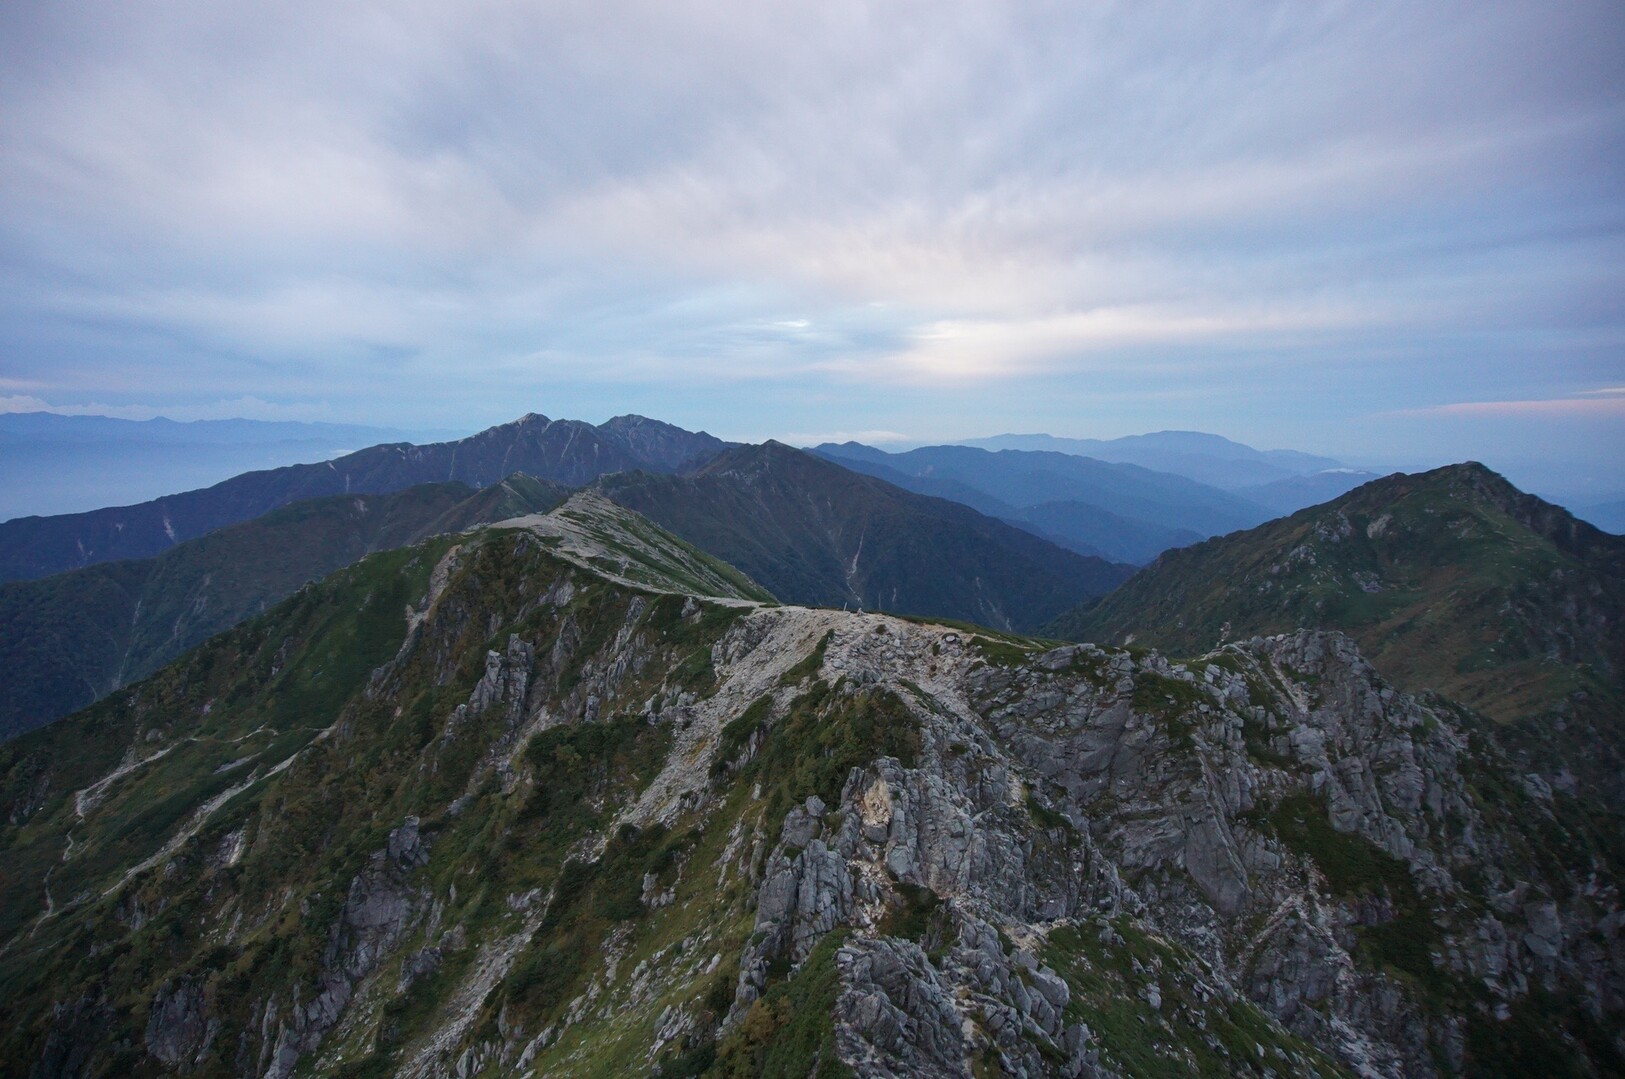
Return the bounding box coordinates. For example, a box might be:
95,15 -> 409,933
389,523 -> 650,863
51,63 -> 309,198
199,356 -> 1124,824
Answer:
1,1 -> 1622,496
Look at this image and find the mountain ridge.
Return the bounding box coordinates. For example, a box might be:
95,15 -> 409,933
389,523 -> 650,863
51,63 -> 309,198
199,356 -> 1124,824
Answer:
0,413 -> 728,583
0,475 -> 575,742
1048,461 -> 1625,804
957,429 -> 1343,489
813,441 -> 1271,560
0,498 -> 1617,1076
597,441 -> 1132,631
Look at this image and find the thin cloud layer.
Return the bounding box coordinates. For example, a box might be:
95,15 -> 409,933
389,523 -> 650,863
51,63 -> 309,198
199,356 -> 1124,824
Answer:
0,1 -> 1621,473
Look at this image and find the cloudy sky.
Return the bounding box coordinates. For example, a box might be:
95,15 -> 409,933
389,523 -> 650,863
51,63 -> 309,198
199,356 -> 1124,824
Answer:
1,1 -> 1621,491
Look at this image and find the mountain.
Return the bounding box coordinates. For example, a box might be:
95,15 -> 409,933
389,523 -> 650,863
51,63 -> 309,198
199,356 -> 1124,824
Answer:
1236,469 -> 1386,516
960,430 -> 1343,490
806,447 -> 1182,564
0,413 -> 470,522
1,500 -> 1618,1077
0,475 -> 573,742
1017,500 -> 1206,564
1049,463 -> 1625,803
0,412 -> 729,583
814,442 -> 1270,553
596,441 -> 1131,632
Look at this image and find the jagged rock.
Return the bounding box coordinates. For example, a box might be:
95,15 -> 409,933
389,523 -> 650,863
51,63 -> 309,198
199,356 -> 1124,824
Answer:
145,978 -> 215,1069
5,520 -> 1620,1079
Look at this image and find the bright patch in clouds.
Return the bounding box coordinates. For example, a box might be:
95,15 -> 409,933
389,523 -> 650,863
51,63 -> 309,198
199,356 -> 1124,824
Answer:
1391,395 -> 1625,419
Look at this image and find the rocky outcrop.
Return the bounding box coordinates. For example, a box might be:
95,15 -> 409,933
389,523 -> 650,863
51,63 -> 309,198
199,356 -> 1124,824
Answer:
5,524 -> 1619,1079
145,978 -> 216,1070
724,618 -> 1623,1078
260,816 -> 430,1079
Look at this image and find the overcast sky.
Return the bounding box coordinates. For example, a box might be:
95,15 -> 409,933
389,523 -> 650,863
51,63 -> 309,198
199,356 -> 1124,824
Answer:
1,1 -> 1621,492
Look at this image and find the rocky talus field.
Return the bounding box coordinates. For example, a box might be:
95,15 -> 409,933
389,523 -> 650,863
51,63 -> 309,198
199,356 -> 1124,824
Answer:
0,498 -> 1619,1078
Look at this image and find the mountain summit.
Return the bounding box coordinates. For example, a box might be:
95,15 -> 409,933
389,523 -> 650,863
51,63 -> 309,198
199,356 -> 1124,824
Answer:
1049,462 -> 1625,801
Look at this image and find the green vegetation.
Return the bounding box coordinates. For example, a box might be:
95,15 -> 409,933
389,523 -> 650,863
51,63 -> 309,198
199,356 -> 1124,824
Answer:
713,931 -> 854,1079
1249,793 -> 1446,994
878,881 -> 943,944
1042,919 -> 1354,1078
781,629 -> 835,684
1463,986 -> 1625,1079
1050,463 -> 1625,733
712,694 -> 775,779
0,479 -> 574,741
741,680 -> 921,824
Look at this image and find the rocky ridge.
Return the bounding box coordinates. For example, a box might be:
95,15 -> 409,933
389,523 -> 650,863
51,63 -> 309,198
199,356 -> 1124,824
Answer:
0,504 -> 1619,1077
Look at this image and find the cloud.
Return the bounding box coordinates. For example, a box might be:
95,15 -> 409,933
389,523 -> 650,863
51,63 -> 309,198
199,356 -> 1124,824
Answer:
0,0 -> 1620,453
1385,396 -> 1625,419
0,394 -> 337,422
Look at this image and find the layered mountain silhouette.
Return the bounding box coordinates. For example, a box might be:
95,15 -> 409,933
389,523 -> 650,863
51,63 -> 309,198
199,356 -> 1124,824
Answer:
597,441 -> 1132,631
958,429 -> 1342,489
814,442 -> 1266,562
0,413 -> 727,583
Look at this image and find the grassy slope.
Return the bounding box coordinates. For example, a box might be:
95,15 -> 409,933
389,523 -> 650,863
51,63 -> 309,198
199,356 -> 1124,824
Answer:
1,516 -> 1617,1075
597,442 -> 1131,633
1050,464 -> 1625,726
0,478 -> 571,741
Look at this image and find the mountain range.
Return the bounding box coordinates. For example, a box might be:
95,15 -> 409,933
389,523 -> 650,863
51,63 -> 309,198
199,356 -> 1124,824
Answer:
814,442 -> 1268,563
1,409 -> 1622,1076
957,430 -> 1345,489
1,437 -> 1134,741
596,441 -> 1131,628
0,482 -> 1618,1077
0,413 -> 727,583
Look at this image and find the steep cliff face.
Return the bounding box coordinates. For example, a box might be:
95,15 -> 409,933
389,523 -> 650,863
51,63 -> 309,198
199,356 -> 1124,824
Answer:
0,507 -> 1618,1078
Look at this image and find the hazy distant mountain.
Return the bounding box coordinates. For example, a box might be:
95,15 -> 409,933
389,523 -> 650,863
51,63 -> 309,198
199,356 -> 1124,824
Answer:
814,442 -> 1269,559
1016,500 -> 1205,564
807,447 -> 1192,563
597,441 -> 1131,631
960,430 -> 1343,490
0,412 -> 475,520
1234,468 -> 1386,516
0,475 -> 570,740
0,413 -> 728,582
